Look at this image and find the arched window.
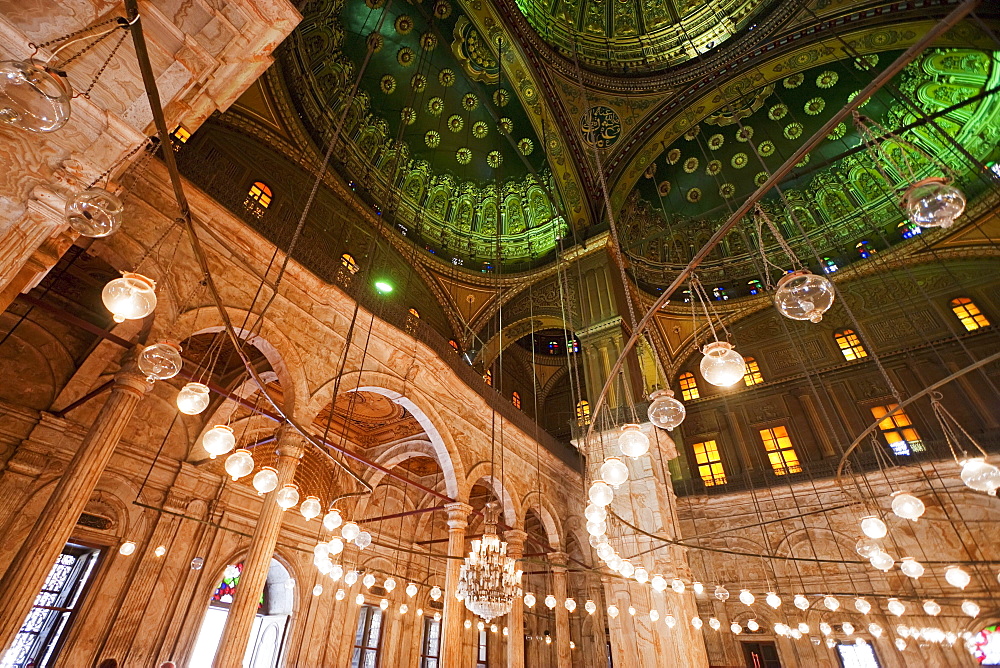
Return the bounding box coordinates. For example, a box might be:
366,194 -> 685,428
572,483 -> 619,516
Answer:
950,297 -> 990,331
747,280 -> 762,295
512,392 -> 521,410
340,253 -> 359,275
855,240 -> 876,259
821,257 -> 838,274
576,400 -> 591,426
834,329 -> 868,361
568,338 -> 580,353
678,372 -> 699,401
713,287 -> 728,301
743,357 -> 763,386
244,181 -> 272,218
409,308 -> 420,318
898,220 -> 921,240
483,370 -> 492,386
448,339 -> 459,352
548,340 -> 560,354
171,124 -> 191,144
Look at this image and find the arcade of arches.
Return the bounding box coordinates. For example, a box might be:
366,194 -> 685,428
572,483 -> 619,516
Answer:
0,0 -> 999,667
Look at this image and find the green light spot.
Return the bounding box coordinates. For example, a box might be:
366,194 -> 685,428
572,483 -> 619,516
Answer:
374,281 -> 393,294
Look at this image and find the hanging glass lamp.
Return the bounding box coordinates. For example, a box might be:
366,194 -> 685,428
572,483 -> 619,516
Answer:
0,60 -> 72,133
773,270 -> 835,323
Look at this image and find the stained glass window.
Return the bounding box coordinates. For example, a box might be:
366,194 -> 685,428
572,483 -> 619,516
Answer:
871,404 -> 924,455
448,340 -> 459,352
483,370 -> 492,386
244,182 -> 272,218
856,240 -> 876,258
760,426 -> 802,475
748,280 -> 762,295
211,563 -> 243,604
548,340 -> 560,354
834,329 -> 867,361
972,624 -> 1000,664
679,372 -> 699,401
822,257 -> 838,274
568,338 -> 580,353
576,400 -> 591,426
898,220 -> 921,239
476,629 -> 488,668
340,253 -> 360,275
951,297 -> 990,331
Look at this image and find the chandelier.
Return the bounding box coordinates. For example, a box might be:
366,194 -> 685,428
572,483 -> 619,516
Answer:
457,502 -> 522,621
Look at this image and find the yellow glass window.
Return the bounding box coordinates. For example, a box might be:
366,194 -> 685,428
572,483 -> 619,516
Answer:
171,124 -> 191,143
870,404 -> 924,455
512,392 -> 521,410
743,357 -> 763,386
834,329 -> 867,361
760,426 -> 802,475
679,372 -> 699,401
247,181 -> 272,208
448,340 -> 459,352
340,253 -> 359,275
483,370 -> 492,386
950,298 -> 989,331
692,440 -> 726,486
409,308 -> 420,318
576,400 -> 591,426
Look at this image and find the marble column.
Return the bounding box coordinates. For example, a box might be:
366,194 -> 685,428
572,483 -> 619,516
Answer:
441,501 -> 472,668
504,529 -> 528,668
549,552 -> 572,668
0,352 -> 151,653
213,426 -> 305,668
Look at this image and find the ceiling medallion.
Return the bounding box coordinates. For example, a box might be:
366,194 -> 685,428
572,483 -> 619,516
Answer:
580,105 -> 622,149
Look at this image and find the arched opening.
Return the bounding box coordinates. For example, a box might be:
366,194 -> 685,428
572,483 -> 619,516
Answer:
190,558 -> 293,668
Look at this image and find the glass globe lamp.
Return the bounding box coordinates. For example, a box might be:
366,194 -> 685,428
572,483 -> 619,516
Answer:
313,543 -> 330,561
923,600 -> 941,616
600,457 -> 629,487
886,598 -> 905,616
901,178 -> 966,228
588,533 -> 607,548
103,272 -> 157,323
819,622 -> 832,636
119,541 -> 136,556
860,515 -> 887,539
891,491 -> 925,521
619,560 -> 635,578
855,537 -> 881,558
671,578 -> 685,593
823,596 -> 839,611
596,543 -> 614,561
584,504 -> 606,523
731,622 -> 742,634
842,622 -> 854,635
634,568 -> 648,584
869,550 -> 894,572
300,495 -> 322,521
665,615 -> 677,628
649,609 -> 660,622
797,623 -> 809,634
765,592 -> 781,608
65,187 -> 124,237
252,466 -> 278,495
585,600 -> 596,615
711,585 -> 728,601
399,603 -> 408,614
855,598 -> 871,614
894,638 -> 906,651
378,598 -> 388,611
341,522 -> 361,542
869,623 -> 883,637
962,600 -> 981,617
793,594 -> 809,610
406,582 -> 418,597
746,620 -> 759,632
650,575 -> 666,592
709,617 -> 721,631
618,424 -> 650,459
275,484 -> 299,510
344,570 -> 358,585
177,382 -> 210,415
606,605 -> 619,619
327,537 -> 344,555
330,565 -> 343,580
545,594 -> 557,609
355,531 -> 372,549
589,480 -> 613,506
335,588 -> 345,600
0,60 -> 73,133
739,589 -> 755,606
565,598 -> 576,612
430,585 -> 441,601
628,606 -> 636,616
647,389 -> 686,431
900,557 -> 924,579
523,592 -> 536,608
138,341 -> 182,381
691,617 -> 703,629
700,341 -> 746,387
945,565 -> 971,589
323,509 -> 343,532
362,573 -> 376,589
774,270 -> 835,323
960,458 -> 1000,494
224,448 -> 254,481
202,425 -> 235,459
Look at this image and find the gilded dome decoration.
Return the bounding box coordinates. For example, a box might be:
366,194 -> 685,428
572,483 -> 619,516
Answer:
394,14 -> 414,35
804,97 -> 826,115
397,47 -> 416,66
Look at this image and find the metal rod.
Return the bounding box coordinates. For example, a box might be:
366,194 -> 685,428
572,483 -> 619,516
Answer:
584,0 -> 982,441
359,504 -> 445,524
51,379 -> 113,417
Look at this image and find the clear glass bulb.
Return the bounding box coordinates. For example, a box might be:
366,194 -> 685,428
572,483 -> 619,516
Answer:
600,457 -> 629,487
891,491 -> 925,521
649,609 -> 659,622
341,522 -> 361,542
545,594 -> 557,609
224,448 -> 254,481
691,617 -> 703,629
355,531 -> 372,549
900,557 -> 924,579
902,178 -> 966,228
177,382 -> 210,415
66,187 -> 124,237
823,596 -> 839,611
860,515 -> 887,539
138,342 -> 183,381
0,60 -> 73,133
793,594 -> 809,610
584,504 -> 606,523
275,484 -> 299,510
731,622 -> 742,634
586,520 -> 606,536
327,537 -> 344,555
855,597 -> 871,614
523,592 -> 536,608
700,341 -> 746,386
323,509 -> 343,532
589,480 -> 614,506
634,568 -> 648,584
887,598 -> 905,616
300,495 -> 322,521
715,585 -> 730,601
651,575 -> 666,592
671,578 -> 685,593
252,466 -> 278,494
868,623 -> 883,637
618,424 -> 650,459
945,565 -> 970,589
739,589 -> 755,605
606,605 -> 618,618
855,537 -> 881,558
960,458 -> 1000,494
693,581 -> 704,595
647,389 -> 685,431
709,617 -> 720,630
596,543 -> 615,561
619,560 -> 635,578
923,600 -> 941,616
585,600 -> 596,614
103,272 -> 157,323
746,620 -> 759,632
202,425 -> 236,459
406,582 -> 418,597
962,600 -> 980,617
765,592 -> 781,608
774,270 -> 835,323
869,550 -> 894,572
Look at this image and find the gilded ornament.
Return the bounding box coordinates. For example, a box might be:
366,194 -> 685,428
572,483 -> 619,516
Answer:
684,124 -> 701,140
736,126 -> 754,142
827,122 -> 847,141
658,181 -> 671,196
439,69 -> 456,87
804,97 -> 826,115
456,147 -> 472,164
666,148 -> 681,164
425,130 -> 441,148
784,122 -> 803,139
795,153 -> 810,167
365,0 -> 384,7
705,160 -> 722,176
462,93 -> 479,111
754,171 -> 768,186
448,114 -> 464,132
686,188 -> 702,203
644,163 -> 657,178
400,107 -> 417,125
472,120 -> 489,139
420,32 -> 438,51
397,47 -> 415,67
846,91 -> 870,107
758,140 -> 775,156
366,33 -> 384,53
517,138 -> 533,155
493,89 -> 510,107
427,97 -> 444,116
434,0 -> 452,18
708,134 -> 724,150
854,54 -> 878,70
731,152 -> 748,169
394,15 -> 414,35
411,74 -> 427,92
487,151 -> 502,168
719,183 -> 735,198
815,71 -> 839,88
683,157 -> 699,173
783,73 -> 804,89
498,117 -> 513,133
380,75 -> 396,94
580,105 -> 621,149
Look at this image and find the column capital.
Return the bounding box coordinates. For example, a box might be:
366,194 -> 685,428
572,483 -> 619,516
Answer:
547,551 -> 569,571
274,423 -> 308,459
115,348 -> 154,397
503,529 -> 528,559
444,501 -> 473,530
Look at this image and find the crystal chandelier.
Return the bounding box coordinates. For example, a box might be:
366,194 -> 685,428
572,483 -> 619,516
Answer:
457,502 -> 523,622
